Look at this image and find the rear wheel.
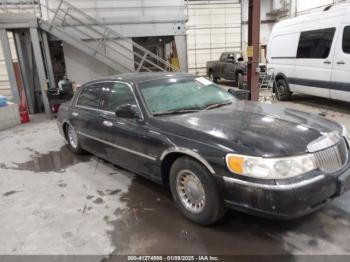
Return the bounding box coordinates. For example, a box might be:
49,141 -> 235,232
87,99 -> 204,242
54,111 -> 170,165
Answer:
236,72 -> 244,89
208,71 -> 218,83
275,78 -> 291,101
169,156 -> 226,225
66,123 -> 84,154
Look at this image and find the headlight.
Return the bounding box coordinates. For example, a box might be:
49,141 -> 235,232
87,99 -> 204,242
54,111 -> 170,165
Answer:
342,125 -> 350,143
226,153 -> 316,179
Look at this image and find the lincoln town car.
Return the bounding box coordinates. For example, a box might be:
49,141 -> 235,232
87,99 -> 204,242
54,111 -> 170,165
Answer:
57,73 -> 350,225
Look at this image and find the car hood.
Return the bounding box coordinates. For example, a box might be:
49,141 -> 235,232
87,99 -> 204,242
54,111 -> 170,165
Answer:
155,101 -> 342,157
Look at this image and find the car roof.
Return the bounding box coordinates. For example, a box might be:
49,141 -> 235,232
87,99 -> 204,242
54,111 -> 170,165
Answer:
87,72 -> 194,85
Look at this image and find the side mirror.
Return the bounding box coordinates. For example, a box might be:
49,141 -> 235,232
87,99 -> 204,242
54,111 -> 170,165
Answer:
115,104 -> 141,119
228,88 -> 250,100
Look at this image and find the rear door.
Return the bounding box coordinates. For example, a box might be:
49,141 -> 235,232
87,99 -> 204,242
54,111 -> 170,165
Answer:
293,27 -> 336,98
70,83 -> 103,154
331,24 -> 350,101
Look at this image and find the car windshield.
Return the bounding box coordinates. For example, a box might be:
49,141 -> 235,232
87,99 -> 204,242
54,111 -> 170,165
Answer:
139,77 -> 235,115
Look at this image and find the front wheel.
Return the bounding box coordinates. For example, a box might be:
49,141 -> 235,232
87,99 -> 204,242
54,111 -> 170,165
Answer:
169,156 -> 226,225
275,78 -> 291,101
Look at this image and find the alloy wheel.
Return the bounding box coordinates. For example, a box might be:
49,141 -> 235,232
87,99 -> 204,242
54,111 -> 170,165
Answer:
68,124 -> 78,149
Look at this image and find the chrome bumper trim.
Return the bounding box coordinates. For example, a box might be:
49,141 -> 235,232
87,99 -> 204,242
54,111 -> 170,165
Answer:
223,175 -> 325,191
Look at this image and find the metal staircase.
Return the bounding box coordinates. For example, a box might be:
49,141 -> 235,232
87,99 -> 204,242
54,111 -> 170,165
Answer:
1,0 -> 180,73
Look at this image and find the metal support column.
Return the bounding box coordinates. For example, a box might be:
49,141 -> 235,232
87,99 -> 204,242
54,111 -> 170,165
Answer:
174,35 -> 188,72
29,27 -> 52,118
0,29 -> 20,104
247,0 -> 261,101
41,31 -> 56,89
13,31 -> 35,114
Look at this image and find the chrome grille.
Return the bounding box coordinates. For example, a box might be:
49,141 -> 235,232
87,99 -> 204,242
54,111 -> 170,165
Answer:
313,138 -> 348,173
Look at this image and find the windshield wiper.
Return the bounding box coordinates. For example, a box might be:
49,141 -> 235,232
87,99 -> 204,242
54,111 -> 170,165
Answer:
153,108 -> 201,116
204,101 -> 233,110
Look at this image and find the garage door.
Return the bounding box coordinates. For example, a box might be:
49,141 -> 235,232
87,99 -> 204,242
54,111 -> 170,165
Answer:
187,0 -> 241,75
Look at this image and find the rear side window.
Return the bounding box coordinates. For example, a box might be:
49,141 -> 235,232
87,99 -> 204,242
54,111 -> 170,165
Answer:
296,28 -> 336,59
103,83 -> 136,112
77,84 -> 102,109
343,26 -> 350,54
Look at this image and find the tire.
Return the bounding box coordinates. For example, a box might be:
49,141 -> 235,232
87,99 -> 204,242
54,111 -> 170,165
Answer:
208,71 -> 218,83
275,78 -> 291,101
169,156 -> 226,225
65,123 -> 85,154
236,72 -> 244,89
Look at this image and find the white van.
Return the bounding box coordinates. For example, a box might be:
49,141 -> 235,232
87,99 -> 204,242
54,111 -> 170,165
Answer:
267,3 -> 350,101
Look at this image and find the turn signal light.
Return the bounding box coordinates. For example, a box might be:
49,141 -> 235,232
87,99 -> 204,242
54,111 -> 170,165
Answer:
226,155 -> 244,175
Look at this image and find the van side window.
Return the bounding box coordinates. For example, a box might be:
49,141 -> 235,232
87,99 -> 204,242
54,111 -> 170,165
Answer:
296,28 -> 336,59
343,26 -> 350,54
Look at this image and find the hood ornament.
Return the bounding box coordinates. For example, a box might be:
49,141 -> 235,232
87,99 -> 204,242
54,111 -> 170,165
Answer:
307,131 -> 341,153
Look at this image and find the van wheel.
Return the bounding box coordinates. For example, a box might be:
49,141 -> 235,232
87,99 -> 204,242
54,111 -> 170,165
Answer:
169,156 -> 226,225
275,79 -> 291,101
208,72 -> 218,83
236,72 -> 244,89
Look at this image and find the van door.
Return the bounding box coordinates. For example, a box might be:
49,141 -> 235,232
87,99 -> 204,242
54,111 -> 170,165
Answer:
330,25 -> 350,101
292,28 -> 336,98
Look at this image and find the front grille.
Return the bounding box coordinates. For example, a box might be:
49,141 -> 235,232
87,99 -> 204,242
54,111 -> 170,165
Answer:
313,138 -> 348,173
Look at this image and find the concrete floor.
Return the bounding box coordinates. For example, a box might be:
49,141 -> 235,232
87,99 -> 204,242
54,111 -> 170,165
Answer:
1,95 -> 350,257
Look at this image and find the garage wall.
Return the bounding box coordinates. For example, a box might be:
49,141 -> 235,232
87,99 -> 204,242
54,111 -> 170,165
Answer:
63,42 -> 122,86
42,0 -> 187,38
187,0 -> 241,75
0,32 -> 17,101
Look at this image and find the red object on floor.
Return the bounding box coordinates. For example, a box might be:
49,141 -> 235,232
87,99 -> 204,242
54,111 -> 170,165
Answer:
52,104 -> 60,113
19,88 -> 30,124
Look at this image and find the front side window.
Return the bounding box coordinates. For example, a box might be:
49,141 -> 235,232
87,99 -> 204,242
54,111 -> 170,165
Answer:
220,53 -> 228,61
77,84 -> 102,109
296,28 -> 336,59
103,83 -> 137,112
343,26 -> 350,54
139,77 -> 235,115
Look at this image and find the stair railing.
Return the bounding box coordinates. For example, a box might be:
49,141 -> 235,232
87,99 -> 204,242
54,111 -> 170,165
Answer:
40,0 -> 180,73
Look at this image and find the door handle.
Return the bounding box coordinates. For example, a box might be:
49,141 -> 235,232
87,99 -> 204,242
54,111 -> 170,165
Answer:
103,120 -> 113,127
324,60 -> 331,64
72,112 -> 79,117
337,60 -> 345,65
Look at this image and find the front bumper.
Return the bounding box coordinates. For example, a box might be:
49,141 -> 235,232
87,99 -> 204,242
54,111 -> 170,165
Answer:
221,164 -> 350,219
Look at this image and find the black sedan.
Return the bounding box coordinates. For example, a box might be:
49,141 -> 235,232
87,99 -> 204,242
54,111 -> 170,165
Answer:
57,72 -> 350,225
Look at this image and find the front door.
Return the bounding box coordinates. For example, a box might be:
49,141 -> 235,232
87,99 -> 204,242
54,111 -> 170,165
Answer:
98,82 -> 154,176
331,24 -> 350,101
292,27 -> 336,98
223,53 -> 236,80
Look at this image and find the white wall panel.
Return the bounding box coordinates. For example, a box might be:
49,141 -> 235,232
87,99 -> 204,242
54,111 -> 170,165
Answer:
0,32 -> 17,101
186,0 -> 241,75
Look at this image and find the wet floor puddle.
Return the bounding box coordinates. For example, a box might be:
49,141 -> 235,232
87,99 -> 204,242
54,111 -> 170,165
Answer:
0,145 -> 90,173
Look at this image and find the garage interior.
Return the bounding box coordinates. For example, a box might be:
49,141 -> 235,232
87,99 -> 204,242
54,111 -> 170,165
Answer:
1,0 -> 350,259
